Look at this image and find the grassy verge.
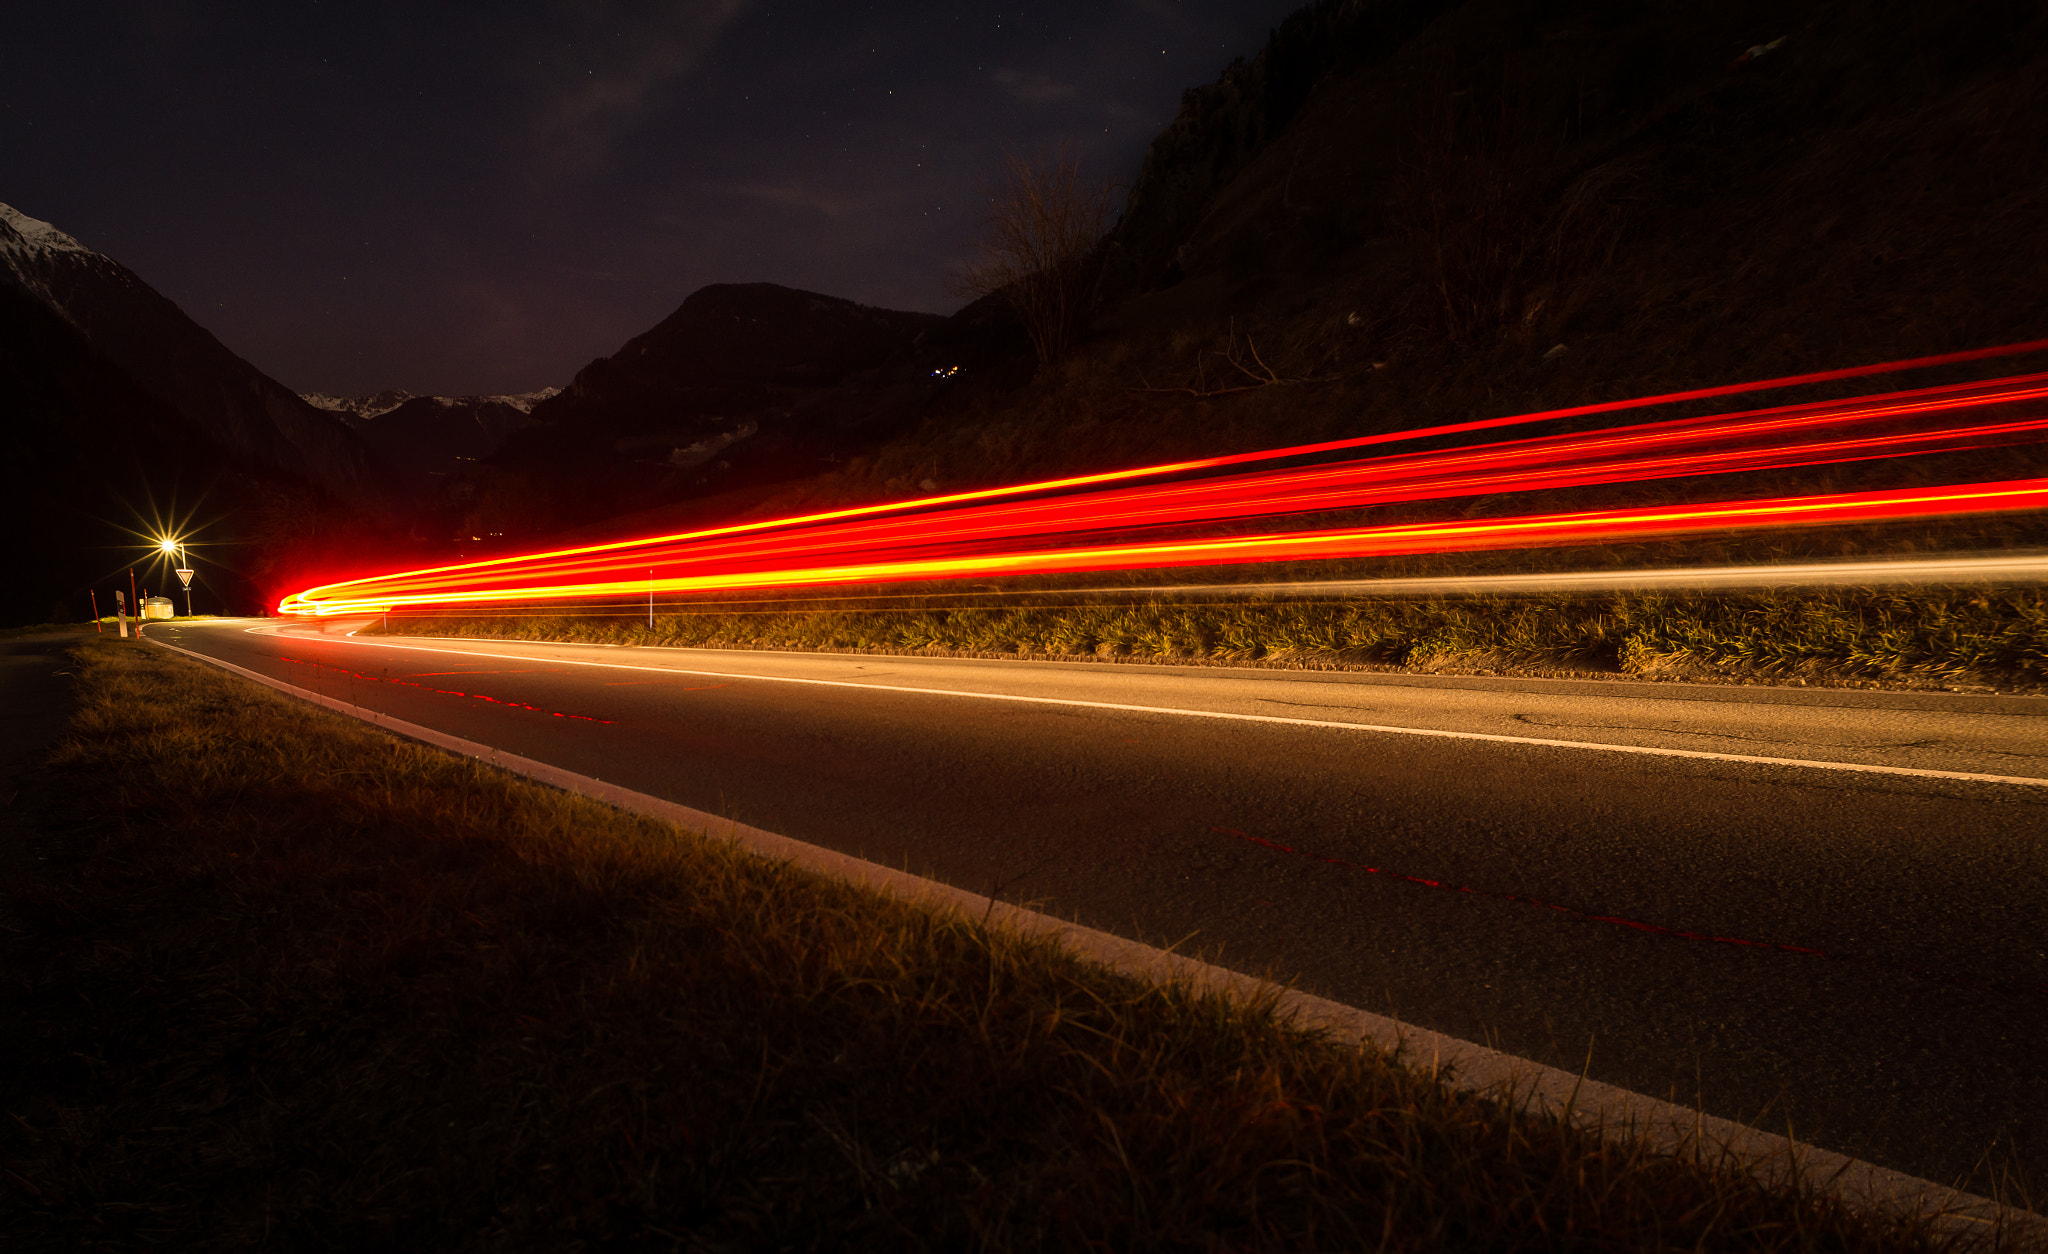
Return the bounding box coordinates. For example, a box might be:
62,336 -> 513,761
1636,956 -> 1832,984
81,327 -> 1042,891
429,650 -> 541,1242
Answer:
371,585 -> 2048,692
0,617 -> 219,638
0,622 -> 95,638
0,638 -> 2024,1249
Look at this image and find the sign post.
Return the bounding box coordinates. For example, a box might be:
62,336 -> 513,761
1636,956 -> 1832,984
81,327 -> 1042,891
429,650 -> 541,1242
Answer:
176,566 -> 195,617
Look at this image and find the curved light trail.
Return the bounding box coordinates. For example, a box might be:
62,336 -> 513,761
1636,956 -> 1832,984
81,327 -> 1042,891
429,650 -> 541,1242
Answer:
281,344 -> 2048,616
284,478 -> 2048,615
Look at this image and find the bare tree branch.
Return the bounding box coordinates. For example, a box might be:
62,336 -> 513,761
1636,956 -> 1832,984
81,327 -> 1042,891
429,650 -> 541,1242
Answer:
1133,320 -> 1330,397
952,146 -> 1117,373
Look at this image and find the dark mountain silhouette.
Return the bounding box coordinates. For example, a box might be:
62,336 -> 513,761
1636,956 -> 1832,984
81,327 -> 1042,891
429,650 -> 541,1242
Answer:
310,391 -> 549,484
458,283 -> 1008,539
303,391 -> 553,541
1,277 -> 319,621
1,204 -> 402,622
1,204 -> 389,504
539,282 -> 945,434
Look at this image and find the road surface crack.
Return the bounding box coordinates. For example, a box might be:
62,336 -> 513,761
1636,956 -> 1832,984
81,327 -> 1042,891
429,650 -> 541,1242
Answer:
1508,712 -> 1943,752
1256,697 -> 1380,713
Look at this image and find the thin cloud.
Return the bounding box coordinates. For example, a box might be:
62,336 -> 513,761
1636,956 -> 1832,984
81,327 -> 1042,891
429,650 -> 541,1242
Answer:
525,0 -> 751,171
707,180 -> 874,220
991,67 -> 1079,106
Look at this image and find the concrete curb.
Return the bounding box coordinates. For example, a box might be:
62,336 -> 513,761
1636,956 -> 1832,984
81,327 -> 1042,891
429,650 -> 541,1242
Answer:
150,634 -> 2044,1243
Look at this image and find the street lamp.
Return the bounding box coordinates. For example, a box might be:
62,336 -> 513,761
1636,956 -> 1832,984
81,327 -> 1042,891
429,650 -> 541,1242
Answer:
160,537 -> 195,617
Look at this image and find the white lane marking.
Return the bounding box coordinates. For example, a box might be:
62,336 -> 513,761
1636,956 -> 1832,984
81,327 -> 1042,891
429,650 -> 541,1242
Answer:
147,634 -> 2033,1234
233,629 -> 2048,789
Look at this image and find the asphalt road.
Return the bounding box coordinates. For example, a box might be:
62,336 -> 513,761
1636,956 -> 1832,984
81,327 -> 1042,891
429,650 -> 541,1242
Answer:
159,617 -> 2048,1189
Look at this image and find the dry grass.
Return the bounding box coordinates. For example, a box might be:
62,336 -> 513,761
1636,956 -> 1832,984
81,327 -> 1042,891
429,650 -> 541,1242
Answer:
0,622 -> 98,638
375,583 -> 2048,693
0,618 -> 222,638
0,638 -> 2034,1249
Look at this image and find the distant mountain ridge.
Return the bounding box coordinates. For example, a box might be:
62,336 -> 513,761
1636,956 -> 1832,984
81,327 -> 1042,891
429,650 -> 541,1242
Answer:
299,389 -> 419,421
311,391 -> 554,494
301,387 -> 561,421
449,282 -> 986,537
534,282 -> 944,436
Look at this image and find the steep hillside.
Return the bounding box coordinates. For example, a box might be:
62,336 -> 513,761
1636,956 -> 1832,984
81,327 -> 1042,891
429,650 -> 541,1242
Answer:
835,0 -> 2048,523
1110,0 -> 2048,355
0,204 -> 406,622
0,281 -> 364,622
0,204 -> 390,505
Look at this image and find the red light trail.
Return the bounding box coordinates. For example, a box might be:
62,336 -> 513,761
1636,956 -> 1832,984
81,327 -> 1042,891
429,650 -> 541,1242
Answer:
281,344 -> 2048,616
279,655 -> 618,722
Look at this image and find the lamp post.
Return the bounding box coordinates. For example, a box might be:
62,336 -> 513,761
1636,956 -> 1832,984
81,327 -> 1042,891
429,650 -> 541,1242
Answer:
160,537 -> 195,617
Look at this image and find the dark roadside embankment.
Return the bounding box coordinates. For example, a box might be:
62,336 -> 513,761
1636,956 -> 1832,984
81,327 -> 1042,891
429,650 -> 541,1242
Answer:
2,636 -> 2035,1249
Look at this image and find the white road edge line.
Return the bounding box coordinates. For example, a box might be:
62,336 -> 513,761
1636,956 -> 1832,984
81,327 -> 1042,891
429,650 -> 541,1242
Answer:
150,634 -> 2037,1236
287,628 -> 2048,789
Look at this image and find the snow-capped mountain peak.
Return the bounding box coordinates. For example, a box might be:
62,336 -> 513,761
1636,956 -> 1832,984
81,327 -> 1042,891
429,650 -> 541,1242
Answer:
300,389 -> 419,421
296,387 -> 558,480
2,201 -> 390,506
492,387 -> 561,414
300,386 -> 560,420
0,202 -> 99,260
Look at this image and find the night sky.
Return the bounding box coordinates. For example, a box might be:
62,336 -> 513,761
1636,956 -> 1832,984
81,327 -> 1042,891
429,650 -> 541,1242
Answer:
4,2 -> 1299,398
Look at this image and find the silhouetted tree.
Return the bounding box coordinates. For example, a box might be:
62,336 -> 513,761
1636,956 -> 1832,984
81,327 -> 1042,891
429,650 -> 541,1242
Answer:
954,148 -> 1118,373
